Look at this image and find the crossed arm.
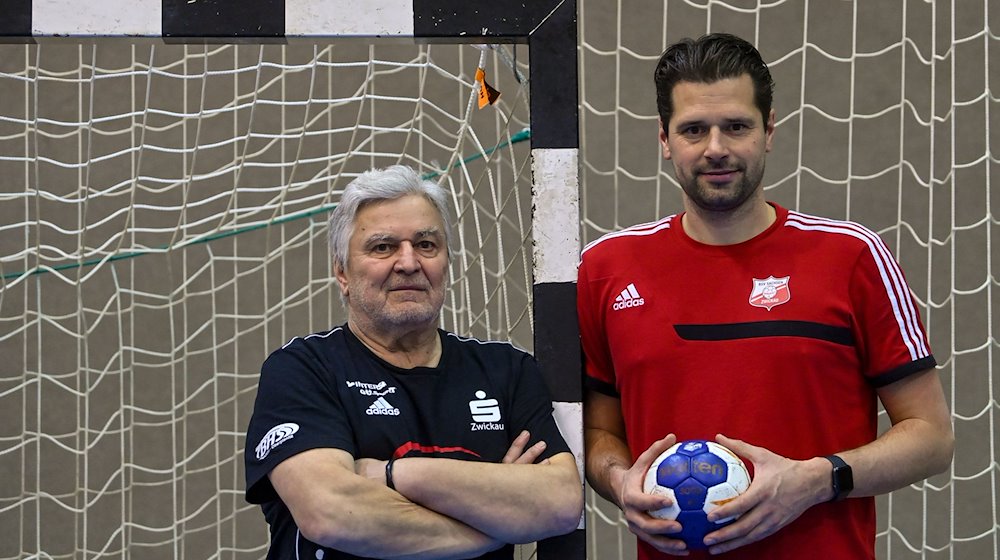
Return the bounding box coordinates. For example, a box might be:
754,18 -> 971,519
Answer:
270,431 -> 582,558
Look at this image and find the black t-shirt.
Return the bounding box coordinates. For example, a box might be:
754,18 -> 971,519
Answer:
245,325 -> 570,559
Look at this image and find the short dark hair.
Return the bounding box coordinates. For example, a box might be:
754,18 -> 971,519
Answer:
654,33 -> 775,129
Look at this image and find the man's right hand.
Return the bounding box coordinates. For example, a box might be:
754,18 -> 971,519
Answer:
615,434 -> 692,556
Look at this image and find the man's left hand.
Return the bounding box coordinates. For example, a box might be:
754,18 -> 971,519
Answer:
502,430 -> 549,464
699,434 -> 831,554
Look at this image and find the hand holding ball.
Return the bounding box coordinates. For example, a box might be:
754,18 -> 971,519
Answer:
643,439 -> 751,549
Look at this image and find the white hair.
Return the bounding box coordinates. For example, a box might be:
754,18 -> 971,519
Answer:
328,165 -> 452,273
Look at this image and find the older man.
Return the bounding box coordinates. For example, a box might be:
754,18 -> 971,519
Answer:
245,165 -> 582,559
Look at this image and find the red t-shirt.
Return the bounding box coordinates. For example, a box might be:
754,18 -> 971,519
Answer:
578,203 -> 935,559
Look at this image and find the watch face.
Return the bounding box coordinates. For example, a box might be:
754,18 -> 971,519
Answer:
827,455 -> 853,501
834,466 -> 853,499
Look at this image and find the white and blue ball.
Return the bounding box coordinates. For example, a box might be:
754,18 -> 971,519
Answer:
642,439 -> 751,549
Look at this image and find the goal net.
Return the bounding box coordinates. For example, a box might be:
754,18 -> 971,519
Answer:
3,1 -> 995,558
0,41 -> 537,558
580,1 -> 994,559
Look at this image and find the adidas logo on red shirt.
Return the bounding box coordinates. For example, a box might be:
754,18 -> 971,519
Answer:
612,283 -> 645,310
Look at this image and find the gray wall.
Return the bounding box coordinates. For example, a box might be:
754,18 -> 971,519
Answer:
0,1 -> 995,558
580,2 -> 995,560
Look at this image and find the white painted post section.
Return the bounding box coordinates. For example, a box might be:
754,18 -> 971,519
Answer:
286,0 -> 414,36
33,0 -> 161,36
531,147 -> 583,528
532,148 -> 579,285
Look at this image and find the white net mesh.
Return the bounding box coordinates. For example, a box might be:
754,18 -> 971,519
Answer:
580,1 -> 996,559
0,42 -> 534,558
3,1 -> 997,558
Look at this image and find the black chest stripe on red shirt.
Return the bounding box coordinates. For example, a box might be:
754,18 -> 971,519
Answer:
674,321 -> 854,346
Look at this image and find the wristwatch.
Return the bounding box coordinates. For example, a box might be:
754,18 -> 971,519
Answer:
823,455 -> 854,501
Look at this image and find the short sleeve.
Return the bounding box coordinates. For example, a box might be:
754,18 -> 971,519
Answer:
577,255 -> 619,397
848,235 -> 936,387
505,352 -> 572,460
244,340 -> 355,504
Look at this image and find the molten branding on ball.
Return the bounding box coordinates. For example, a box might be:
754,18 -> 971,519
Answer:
642,439 -> 752,550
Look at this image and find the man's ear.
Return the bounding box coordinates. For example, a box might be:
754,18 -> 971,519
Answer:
658,118 -> 672,160
764,108 -> 776,153
334,261 -> 349,298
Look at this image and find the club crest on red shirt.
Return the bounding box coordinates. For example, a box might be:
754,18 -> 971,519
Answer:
749,276 -> 791,311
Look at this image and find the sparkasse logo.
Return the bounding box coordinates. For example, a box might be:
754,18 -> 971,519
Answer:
469,390 -> 504,431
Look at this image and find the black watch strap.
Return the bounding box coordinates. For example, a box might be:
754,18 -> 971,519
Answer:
824,454 -> 854,502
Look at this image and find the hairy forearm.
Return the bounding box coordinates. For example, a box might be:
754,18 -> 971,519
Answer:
308,480 -> 501,558
837,368 -> 955,499
584,427 -> 631,507
839,415 -> 954,498
392,453 -> 583,543
584,390 -> 634,509
271,449 -> 502,559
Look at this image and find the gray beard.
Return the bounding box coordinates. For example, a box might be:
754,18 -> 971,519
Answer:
352,298 -> 441,334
